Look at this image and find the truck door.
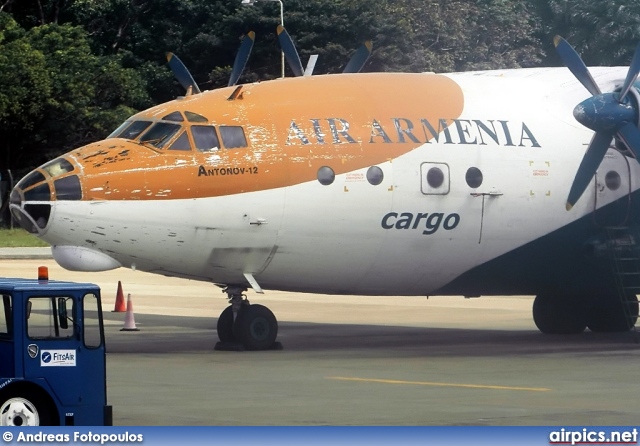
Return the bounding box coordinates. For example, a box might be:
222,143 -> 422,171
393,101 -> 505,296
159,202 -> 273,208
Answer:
0,294 -> 13,377
21,293 -> 105,408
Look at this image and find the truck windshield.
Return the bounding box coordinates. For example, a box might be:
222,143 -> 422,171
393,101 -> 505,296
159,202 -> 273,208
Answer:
27,297 -> 74,339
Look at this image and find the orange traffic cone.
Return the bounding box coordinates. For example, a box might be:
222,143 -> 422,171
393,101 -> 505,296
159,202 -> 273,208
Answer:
120,294 -> 140,331
112,281 -> 125,312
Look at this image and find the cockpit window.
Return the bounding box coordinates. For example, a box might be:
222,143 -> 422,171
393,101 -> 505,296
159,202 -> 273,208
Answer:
113,121 -> 153,140
219,126 -> 248,149
17,171 -> 46,190
42,158 -> 74,178
191,126 -> 220,151
185,111 -> 208,123
168,132 -> 192,151
54,175 -> 82,200
163,111 -> 184,122
23,183 -> 51,202
107,120 -> 132,138
139,122 -> 181,149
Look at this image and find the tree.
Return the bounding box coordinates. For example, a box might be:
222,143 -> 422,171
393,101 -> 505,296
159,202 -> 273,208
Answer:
0,0 -> 600,177
0,13 -> 51,171
381,0 -> 543,73
0,13 -> 151,175
532,0 -> 640,66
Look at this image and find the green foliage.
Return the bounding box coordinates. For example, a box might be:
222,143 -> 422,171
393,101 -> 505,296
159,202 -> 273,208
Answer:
0,228 -> 49,247
0,12 -> 151,174
372,0 -> 544,73
535,0 -> 640,65
0,0 -> 639,179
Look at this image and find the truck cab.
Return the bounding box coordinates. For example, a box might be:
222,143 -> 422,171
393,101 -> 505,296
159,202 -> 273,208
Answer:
0,268 -> 111,426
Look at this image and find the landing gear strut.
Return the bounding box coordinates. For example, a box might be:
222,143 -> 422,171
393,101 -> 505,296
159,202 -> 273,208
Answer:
215,285 -> 281,351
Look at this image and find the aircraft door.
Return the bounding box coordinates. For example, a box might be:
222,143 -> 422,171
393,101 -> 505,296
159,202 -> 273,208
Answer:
593,149 -> 631,227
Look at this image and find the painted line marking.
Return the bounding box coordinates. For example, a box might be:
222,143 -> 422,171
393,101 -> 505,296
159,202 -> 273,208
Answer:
327,376 -> 551,392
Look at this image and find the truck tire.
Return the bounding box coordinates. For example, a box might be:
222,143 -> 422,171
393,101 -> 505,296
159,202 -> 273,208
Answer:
0,390 -> 53,426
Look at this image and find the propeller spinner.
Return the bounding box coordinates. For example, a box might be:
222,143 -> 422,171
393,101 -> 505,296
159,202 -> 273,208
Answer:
555,36 -> 640,210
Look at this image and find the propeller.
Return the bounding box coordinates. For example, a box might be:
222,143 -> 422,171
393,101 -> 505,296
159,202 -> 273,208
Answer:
228,31 -> 255,87
277,25 -> 304,77
166,52 -> 201,94
277,25 -> 373,76
554,36 -> 640,210
167,31 -> 256,93
343,41 -> 373,74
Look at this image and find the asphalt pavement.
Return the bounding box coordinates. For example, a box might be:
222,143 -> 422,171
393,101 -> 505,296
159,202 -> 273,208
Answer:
0,247 -> 52,259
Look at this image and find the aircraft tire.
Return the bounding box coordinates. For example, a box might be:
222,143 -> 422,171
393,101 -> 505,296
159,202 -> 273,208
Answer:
532,293 -> 586,334
216,305 -> 236,342
587,293 -> 638,333
0,388 -> 53,426
233,304 -> 278,351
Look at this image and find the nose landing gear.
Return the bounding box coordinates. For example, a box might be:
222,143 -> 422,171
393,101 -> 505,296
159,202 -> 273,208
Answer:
215,285 -> 281,351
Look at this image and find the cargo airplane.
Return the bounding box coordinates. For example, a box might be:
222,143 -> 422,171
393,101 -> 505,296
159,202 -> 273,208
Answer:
9,33 -> 640,350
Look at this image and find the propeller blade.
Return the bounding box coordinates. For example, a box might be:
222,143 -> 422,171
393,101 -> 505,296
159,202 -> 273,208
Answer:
166,52 -> 201,94
343,41 -> 373,74
617,41 -> 640,101
304,54 -> 318,76
277,25 -> 304,77
553,36 -> 601,97
228,31 -> 255,87
566,131 -> 613,210
616,121 -> 640,158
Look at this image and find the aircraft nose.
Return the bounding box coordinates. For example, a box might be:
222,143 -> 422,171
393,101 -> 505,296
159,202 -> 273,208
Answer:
9,157 -> 81,234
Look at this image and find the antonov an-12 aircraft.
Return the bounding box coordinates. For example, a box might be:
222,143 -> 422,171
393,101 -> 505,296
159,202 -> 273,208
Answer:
9,32 -> 640,350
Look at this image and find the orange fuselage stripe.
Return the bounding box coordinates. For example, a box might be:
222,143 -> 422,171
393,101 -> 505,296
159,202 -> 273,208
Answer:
68,73 -> 464,200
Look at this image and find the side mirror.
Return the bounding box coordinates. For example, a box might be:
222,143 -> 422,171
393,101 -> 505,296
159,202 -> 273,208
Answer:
57,297 -> 68,330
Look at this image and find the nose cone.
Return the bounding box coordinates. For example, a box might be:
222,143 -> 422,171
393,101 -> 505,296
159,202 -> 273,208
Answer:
573,92 -> 638,133
10,157 -> 81,234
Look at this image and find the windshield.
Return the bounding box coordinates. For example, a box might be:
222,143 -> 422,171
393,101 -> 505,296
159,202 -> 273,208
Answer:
139,122 -> 182,149
105,115 -> 248,152
108,120 -> 153,140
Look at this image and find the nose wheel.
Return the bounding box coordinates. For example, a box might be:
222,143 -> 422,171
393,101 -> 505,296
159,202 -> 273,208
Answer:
215,286 -> 281,351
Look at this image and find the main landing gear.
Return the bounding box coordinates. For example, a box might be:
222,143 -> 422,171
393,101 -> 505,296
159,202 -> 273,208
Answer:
533,292 -> 639,334
215,285 -> 281,351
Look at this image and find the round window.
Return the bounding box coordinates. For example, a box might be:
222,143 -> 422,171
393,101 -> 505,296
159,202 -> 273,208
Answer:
366,166 -> 384,186
317,166 -> 335,186
426,167 -> 444,188
465,167 -> 483,188
605,170 -> 621,191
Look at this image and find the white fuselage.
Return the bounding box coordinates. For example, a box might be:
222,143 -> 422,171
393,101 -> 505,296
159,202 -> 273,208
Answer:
30,67 -> 640,295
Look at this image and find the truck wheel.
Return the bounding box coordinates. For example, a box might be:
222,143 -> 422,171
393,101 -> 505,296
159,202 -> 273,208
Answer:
0,392 -> 52,426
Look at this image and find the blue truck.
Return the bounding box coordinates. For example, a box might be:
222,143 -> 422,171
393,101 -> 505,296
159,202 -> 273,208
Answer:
0,267 -> 111,426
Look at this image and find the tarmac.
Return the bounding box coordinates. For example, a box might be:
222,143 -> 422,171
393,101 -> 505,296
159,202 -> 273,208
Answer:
0,247 -> 53,259
2,256 -> 640,425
